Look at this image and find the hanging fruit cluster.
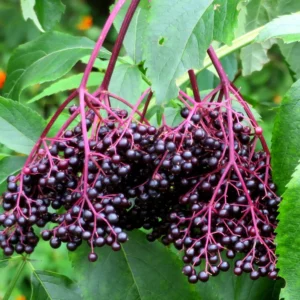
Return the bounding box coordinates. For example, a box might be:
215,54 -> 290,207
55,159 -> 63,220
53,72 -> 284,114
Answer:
0,0 -> 280,284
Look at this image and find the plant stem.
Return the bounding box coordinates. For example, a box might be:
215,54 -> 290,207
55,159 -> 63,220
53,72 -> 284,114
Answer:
80,0 -> 127,89
140,90 -> 153,123
177,27 -> 263,87
188,70 -> 201,102
101,0 -> 141,90
3,256 -> 27,300
207,46 -> 229,85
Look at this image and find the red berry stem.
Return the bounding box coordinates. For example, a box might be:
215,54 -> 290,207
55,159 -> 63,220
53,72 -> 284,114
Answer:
80,0 -> 127,89
188,69 -> 201,102
100,0 -> 141,91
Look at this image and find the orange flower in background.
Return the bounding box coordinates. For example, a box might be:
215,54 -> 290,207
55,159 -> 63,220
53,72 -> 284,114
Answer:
273,95 -> 282,104
16,296 -> 26,300
77,16 -> 93,31
0,70 -> 6,89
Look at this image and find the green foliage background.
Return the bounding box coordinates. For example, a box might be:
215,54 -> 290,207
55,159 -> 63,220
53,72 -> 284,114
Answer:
0,0 -> 300,299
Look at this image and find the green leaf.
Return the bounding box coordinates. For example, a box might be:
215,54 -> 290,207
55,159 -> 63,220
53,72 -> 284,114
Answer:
278,0 -> 300,14
31,270 -> 81,300
240,41 -> 274,76
241,0 -> 278,75
276,163 -> 300,300
279,41 -> 300,79
257,13 -> 300,44
0,156 -> 27,185
245,0 -> 278,31
47,112 -> 79,138
3,31 -> 103,101
0,97 -> 45,154
21,0 -> 44,32
0,153 -> 9,160
213,0 -> 240,45
195,272 -> 282,300
69,231 -> 282,300
272,79 -> 300,194
34,0 -> 65,31
164,107 -> 184,127
109,63 -> 147,109
113,0 -> 149,64
69,230 -> 200,299
28,72 -> 104,103
144,0 -> 214,103
80,56 -> 109,70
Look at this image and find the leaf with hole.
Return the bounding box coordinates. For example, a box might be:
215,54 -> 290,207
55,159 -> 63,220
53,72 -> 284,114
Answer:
144,0 -> 214,103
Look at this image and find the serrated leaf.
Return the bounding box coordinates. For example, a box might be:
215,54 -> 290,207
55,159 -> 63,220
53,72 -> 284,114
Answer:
34,0 -> 65,31
276,162 -> 300,300
240,42 -> 274,76
241,0 -> 278,76
144,0 -> 214,103
245,0 -> 278,31
69,230 -> 200,300
272,79 -> 300,194
31,270 -> 81,300
257,13 -> 300,44
279,41 -> 300,79
0,97 -> 45,154
3,32 -> 109,101
113,0 -> 149,64
21,0 -> 44,32
0,156 -> 27,184
109,63 -> 147,109
28,72 -> 104,103
213,0 -> 240,45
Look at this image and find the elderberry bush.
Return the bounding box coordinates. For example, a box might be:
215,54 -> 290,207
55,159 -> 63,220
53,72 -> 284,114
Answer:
0,3 -> 281,283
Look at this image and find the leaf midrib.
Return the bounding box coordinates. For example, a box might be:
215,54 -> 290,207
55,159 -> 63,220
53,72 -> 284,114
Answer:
6,45 -> 94,98
121,246 -> 143,300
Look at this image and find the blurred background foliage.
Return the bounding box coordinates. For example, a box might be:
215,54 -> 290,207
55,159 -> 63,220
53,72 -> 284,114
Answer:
0,0 -> 295,298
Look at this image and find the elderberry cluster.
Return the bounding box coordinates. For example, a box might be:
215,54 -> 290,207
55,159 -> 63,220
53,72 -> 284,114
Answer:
0,96 -> 280,283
